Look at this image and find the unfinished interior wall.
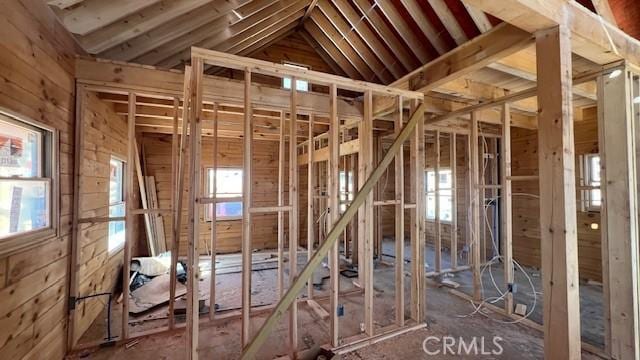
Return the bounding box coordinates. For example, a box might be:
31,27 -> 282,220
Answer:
0,1 -> 79,358
73,92 -> 141,344
511,107 -> 601,281
143,133 -> 281,254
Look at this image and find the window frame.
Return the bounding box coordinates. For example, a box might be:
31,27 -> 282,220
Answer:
204,167 -> 244,221
108,156 -> 126,254
581,153 -> 601,212
425,168 -> 454,223
0,107 -> 58,256
282,62 -> 310,92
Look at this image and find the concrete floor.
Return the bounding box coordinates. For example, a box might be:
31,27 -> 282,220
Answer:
71,239 -> 606,359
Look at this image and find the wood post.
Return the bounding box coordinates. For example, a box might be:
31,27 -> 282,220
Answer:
535,25 -> 581,360
186,58 -> 204,360
169,97 -> 179,325
307,114 -> 315,301
598,66 -> 640,360
209,103 -> 218,321
170,66 -> 192,330
123,92 -> 136,340
500,103 -> 514,315
470,112 -> 481,301
288,77 -> 299,357
394,96 -> 405,327
363,90 -> 374,336
278,111 -> 286,298
435,130 -> 442,272
328,84 -> 340,347
451,133 -> 458,270
410,100 -> 426,322
241,69 -> 253,347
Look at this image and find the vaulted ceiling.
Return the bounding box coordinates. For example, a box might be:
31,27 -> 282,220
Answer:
48,0 -> 502,83
47,0 -> 637,124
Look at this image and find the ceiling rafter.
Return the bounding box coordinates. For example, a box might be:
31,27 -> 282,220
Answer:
303,20 -> 363,80
309,10 -> 378,81
427,0 -> 469,45
591,0 -> 618,25
79,0 -> 215,54
99,0 -> 248,61
155,0 -> 306,69
461,2 -> 493,33
204,11 -> 305,73
311,6 -> 392,83
299,30 -> 349,77
398,0 -> 450,54
346,0 -> 420,71
373,0 -> 434,63
54,0 -> 162,36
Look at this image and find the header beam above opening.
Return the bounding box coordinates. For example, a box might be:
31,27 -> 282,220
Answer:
190,47 -> 424,99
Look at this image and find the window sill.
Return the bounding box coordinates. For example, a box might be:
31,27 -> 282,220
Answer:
0,227 -> 56,257
206,216 -> 243,222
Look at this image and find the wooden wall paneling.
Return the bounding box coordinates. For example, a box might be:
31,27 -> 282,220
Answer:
535,25 -> 582,359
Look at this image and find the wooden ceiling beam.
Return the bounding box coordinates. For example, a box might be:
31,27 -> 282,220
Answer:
156,0 -> 306,69
427,0 -> 469,45
461,2 -> 493,33
303,21 -> 363,80
309,9 -> 383,83
591,0 -> 618,26
463,0 -> 640,65
75,58 -> 365,119
327,0 -> 407,77
373,0 -> 433,63
79,0 -> 216,54
374,23 -> 533,115
398,0 -> 449,54
54,0 -> 162,36
99,0 -> 247,61
47,0 -> 84,9
346,0 -> 420,71
316,0 -> 398,81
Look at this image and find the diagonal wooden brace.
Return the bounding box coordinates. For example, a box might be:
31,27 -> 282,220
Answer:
241,102 -> 426,359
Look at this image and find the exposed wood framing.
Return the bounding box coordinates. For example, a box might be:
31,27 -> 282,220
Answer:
597,66 -> 640,360
535,25 -> 582,359
288,76 -> 300,357
470,112 -> 481,301
500,103 -> 514,315
328,84 -> 340,347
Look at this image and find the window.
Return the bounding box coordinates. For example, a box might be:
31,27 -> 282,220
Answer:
108,157 -> 125,252
0,113 -> 55,241
582,154 -> 601,210
339,170 -> 354,213
425,169 -> 453,222
282,63 -> 309,92
205,168 -> 243,220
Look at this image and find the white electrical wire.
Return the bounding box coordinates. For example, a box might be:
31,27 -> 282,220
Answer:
457,124 -> 541,323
